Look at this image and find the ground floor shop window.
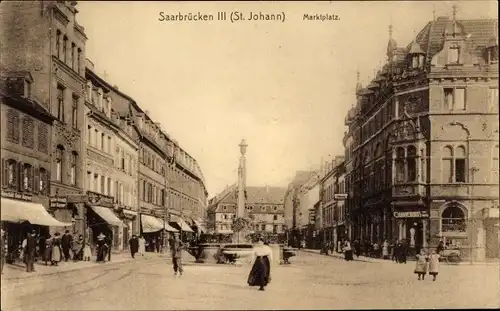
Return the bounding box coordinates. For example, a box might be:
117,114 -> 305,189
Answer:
441,205 -> 466,233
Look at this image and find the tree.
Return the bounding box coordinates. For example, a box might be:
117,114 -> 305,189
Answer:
232,217 -> 251,243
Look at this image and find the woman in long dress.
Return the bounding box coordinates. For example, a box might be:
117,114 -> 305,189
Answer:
139,236 -> 146,256
51,233 -> 62,266
248,240 -> 272,291
343,240 -> 353,261
382,239 -> 390,259
414,249 -> 428,280
428,250 -> 440,281
83,240 -> 92,261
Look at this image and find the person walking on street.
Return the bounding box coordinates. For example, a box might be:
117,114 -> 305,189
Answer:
1,229 -> 6,274
61,230 -> 73,262
170,232 -> 184,277
51,232 -> 62,266
248,240 -> 273,291
343,240 -> 354,261
382,239 -> 390,260
428,250 -> 440,281
414,249 -> 429,281
129,235 -> 139,259
139,236 -> 146,256
72,235 -> 84,261
23,230 -> 37,272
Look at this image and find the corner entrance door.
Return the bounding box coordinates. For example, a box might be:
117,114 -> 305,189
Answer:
406,219 -> 423,250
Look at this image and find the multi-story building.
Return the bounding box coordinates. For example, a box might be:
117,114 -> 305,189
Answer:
83,61 -> 140,251
1,0 -> 88,237
343,9 -> 499,260
207,186 -> 286,235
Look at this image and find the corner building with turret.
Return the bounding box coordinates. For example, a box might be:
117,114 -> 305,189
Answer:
343,11 -> 499,261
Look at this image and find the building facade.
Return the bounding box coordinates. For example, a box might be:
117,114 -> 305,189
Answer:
1,0 -> 88,237
343,11 -> 499,260
83,62 -> 140,251
207,186 -> 287,236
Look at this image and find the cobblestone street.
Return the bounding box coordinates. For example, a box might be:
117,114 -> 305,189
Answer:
2,251 -> 499,310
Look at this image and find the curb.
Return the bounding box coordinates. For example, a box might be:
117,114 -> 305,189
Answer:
2,255 -> 171,281
299,249 -> 500,266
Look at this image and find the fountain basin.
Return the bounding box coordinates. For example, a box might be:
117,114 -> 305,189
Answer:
222,243 -> 254,265
187,243 -> 222,264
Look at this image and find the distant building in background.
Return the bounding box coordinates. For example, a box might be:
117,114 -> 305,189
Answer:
207,186 -> 286,235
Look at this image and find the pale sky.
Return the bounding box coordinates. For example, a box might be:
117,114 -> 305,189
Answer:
76,1 -> 497,196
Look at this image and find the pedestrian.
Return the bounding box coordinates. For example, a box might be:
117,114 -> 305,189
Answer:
22,230 -> 37,272
83,240 -> 91,261
106,235 -> 112,262
353,240 -> 361,258
72,235 -> 84,261
382,239 -> 390,260
96,233 -> 106,263
139,236 -> 146,256
61,230 -> 73,262
170,232 -> 184,277
129,235 -> 139,259
248,239 -> 272,291
43,236 -> 52,266
51,232 -> 62,266
414,249 -> 429,281
1,229 -> 6,274
437,240 -> 445,257
343,240 -> 354,261
398,240 -> 408,264
428,250 -> 440,281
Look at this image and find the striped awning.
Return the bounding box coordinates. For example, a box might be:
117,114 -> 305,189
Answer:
192,218 -> 207,233
141,214 -> 178,233
170,215 -> 194,232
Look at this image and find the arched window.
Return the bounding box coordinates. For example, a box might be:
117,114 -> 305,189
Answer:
6,159 -> 17,188
22,163 -> 32,191
493,145 -> 499,183
56,145 -> 64,182
39,167 -> 48,193
407,146 -> 417,182
455,146 -> 467,183
395,147 -> 405,183
442,146 -> 453,183
441,205 -> 466,233
70,152 -> 77,185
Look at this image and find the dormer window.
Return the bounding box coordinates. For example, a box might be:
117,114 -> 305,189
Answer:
448,43 -> 460,64
24,79 -> 31,98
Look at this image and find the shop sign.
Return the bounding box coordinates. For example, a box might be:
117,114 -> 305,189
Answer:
393,211 -> 429,218
50,196 -> 67,208
1,189 -> 32,201
87,191 -> 114,207
334,194 -> 348,200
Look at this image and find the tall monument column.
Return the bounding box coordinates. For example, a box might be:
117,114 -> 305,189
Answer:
237,139 -> 247,219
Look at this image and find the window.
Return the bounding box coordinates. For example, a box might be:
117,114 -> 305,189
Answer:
62,36 -> 68,63
22,163 -> 32,191
420,149 -> 426,182
100,176 -> 105,194
93,173 -> 98,191
107,177 -> 112,196
55,146 -> 64,182
77,48 -> 82,73
441,205 -> 466,233
7,109 -> 20,142
101,133 -> 105,151
407,146 -> 417,181
87,125 -> 92,144
455,146 -> 466,183
489,88 -> 499,111
121,150 -> 125,170
57,85 -> 65,122
39,168 -> 47,193
142,180 -> 146,201
448,44 -> 460,64
273,225 -> 278,233
87,171 -> 92,190
261,224 -> 266,231
442,146 -> 453,183
22,117 -> 34,148
444,88 -> 465,110
273,215 -> 278,221
38,123 -> 48,153
69,152 -> 77,185
55,30 -> 61,58
94,129 -> 98,147
493,145 -> 499,183
6,160 -> 17,188
71,95 -> 78,128
395,147 -> 405,183
71,43 -> 76,69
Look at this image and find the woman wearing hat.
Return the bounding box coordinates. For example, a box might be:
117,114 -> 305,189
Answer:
51,232 -> 62,266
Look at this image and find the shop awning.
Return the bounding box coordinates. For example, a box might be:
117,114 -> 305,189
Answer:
141,214 -> 178,233
90,206 -> 122,226
170,215 -> 194,232
192,218 -> 207,233
1,198 -> 72,227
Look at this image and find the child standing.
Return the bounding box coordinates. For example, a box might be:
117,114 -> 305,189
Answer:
83,240 -> 92,261
414,249 -> 429,280
428,250 -> 440,281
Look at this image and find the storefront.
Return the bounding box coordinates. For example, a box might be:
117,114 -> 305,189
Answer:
85,191 -> 122,251
1,190 -> 72,263
393,209 -> 429,255
170,214 -> 194,242
117,208 -> 138,251
141,213 -> 178,252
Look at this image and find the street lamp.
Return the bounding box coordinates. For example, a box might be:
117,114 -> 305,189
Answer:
469,166 -> 479,264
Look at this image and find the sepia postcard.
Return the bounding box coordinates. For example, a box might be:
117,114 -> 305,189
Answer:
0,0 -> 498,310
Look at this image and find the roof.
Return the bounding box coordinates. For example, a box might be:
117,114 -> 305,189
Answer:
220,186 -> 287,205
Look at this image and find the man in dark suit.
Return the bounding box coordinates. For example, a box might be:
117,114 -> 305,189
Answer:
170,233 -> 184,277
129,235 -> 139,259
61,230 -> 73,262
24,230 -> 37,272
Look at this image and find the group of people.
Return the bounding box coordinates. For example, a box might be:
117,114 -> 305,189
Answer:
128,235 -> 147,258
